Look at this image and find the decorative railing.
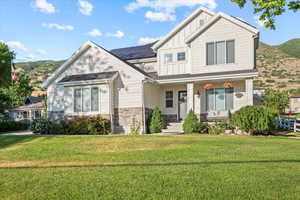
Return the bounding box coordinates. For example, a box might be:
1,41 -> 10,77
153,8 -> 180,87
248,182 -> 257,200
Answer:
276,116 -> 300,132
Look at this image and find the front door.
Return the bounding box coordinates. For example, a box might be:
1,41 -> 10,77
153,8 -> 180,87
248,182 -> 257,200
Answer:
178,91 -> 187,121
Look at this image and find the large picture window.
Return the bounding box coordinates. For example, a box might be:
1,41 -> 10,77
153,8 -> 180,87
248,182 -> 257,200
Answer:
206,88 -> 234,111
74,87 -> 99,113
206,40 -> 235,65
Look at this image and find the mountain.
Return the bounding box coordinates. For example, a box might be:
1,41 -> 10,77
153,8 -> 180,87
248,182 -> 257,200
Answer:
276,38 -> 300,59
15,39 -> 300,96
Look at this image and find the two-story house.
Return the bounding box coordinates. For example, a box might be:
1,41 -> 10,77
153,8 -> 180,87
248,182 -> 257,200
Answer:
42,7 -> 259,134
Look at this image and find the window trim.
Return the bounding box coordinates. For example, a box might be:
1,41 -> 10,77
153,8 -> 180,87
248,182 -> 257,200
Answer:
177,52 -> 186,62
206,40 -> 235,66
165,91 -> 174,108
206,88 -> 234,112
164,53 -> 173,64
73,87 -> 100,113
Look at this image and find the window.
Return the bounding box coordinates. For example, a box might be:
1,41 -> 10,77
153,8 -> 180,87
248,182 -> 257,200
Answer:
206,40 -> 235,65
165,91 -> 173,108
74,87 -> 99,113
200,19 -> 205,26
206,88 -> 234,111
295,98 -> 300,103
34,111 -> 41,119
177,52 -> 186,61
164,54 -> 173,64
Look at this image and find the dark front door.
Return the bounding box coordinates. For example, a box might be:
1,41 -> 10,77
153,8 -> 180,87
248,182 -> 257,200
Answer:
178,91 -> 187,121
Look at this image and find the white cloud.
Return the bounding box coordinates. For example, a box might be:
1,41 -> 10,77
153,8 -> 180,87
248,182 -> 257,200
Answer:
42,23 -> 74,31
6,41 -> 27,51
107,30 -> 125,38
139,37 -> 160,45
36,49 -> 47,55
78,0 -> 93,15
254,15 -> 266,27
26,54 -> 37,60
87,29 -> 102,37
126,0 -> 217,22
145,11 -> 176,21
34,0 -> 56,14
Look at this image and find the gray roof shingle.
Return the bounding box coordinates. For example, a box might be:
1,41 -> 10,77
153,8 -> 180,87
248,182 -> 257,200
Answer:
59,71 -> 118,83
111,42 -> 157,60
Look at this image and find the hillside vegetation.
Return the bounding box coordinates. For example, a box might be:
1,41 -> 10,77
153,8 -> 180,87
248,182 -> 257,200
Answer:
15,39 -> 300,96
276,38 -> 300,59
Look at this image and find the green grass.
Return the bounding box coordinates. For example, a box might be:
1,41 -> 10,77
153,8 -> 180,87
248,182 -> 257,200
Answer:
0,135 -> 299,200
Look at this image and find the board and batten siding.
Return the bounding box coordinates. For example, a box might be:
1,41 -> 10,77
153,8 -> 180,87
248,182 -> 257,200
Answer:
144,82 -> 161,109
157,11 -> 213,76
190,18 -> 255,74
47,45 -> 145,116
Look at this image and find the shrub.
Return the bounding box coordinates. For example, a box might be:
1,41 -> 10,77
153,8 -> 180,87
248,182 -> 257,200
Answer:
0,120 -> 28,133
87,115 -> 111,135
230,106 -> 277,135
31,118 -> 52,134
183,110 -> 199,134
193,121 -> 209,134
130,117 -> 141,135
32,115 -> 111,135
208,121 -> 232,135
149,108 -> 165,133
262,89 -> 289,113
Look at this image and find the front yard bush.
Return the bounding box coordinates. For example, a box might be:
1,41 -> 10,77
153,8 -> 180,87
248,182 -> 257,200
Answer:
0,120 -> 28,133
230,106 -> 277,135
183,110 -> 208,134
149,108 -> 165,133
32,115 -> 111,135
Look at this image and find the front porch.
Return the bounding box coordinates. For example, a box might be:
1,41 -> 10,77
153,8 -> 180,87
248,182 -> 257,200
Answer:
153,78 -> 254,123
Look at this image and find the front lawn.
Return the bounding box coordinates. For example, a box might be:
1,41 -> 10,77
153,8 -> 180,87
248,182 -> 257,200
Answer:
0,135 -> 299,199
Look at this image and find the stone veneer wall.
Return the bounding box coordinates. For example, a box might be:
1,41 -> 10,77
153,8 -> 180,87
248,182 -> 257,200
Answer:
113,107 -> 144,134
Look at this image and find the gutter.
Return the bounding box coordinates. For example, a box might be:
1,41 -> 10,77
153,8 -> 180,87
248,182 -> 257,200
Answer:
142,80 -> 146,134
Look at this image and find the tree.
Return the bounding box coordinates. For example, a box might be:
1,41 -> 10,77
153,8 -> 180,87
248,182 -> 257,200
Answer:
262,89 -> 289,113
183,110 -> 199,134
230,0 -> 300,29
149,108 -> 165,133
0,72 -> 33,115
0,42 -> 15,88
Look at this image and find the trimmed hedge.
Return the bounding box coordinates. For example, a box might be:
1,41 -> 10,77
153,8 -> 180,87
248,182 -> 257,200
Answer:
230,106 -> 277,135
31,115 -> 111,135
0,120 -> 29,133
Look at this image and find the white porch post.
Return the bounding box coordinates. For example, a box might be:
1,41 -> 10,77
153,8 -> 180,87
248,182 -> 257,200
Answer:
187,82 -> 195,112
246,79 -> 254,106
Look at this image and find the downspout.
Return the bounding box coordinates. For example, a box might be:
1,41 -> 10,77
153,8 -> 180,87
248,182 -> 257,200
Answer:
142,80 -> 146,134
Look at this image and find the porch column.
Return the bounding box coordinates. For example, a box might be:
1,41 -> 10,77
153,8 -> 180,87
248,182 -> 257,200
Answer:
246,79 -> 253,106
187,82 -> 194,112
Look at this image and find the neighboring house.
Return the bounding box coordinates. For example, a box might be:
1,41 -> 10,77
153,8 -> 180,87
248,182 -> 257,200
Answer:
42,7 -> 259,134
289,94 -> 300,113
10,96 -> 44,123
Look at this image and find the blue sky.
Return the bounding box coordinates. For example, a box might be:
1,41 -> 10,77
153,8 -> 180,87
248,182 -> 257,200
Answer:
0,0 -> 299,62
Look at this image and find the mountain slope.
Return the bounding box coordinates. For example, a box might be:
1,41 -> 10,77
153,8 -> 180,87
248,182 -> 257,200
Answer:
276,38 -> 300,59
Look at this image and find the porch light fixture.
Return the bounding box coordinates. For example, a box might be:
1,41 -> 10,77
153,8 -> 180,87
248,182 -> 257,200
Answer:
224,82 -> 233,88
203,83 -> 214,90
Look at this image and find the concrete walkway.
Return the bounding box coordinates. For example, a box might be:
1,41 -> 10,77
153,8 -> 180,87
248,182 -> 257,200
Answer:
1,130 -> 34,136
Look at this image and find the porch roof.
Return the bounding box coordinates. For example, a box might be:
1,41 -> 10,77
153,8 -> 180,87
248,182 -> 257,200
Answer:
58,71 -> 118,85
148,69 -> 258,84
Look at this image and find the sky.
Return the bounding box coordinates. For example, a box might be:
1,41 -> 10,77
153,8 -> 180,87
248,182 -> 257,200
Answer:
0,0 -> 299,62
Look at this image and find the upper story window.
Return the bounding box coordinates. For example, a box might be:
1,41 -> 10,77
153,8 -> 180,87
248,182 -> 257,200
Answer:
200,19 -> 205,26
165,91 -> 173,108
74,87 -> 99,113
164,54 -> 173,64
206,40 -> 235,65
177,52 -> 186,61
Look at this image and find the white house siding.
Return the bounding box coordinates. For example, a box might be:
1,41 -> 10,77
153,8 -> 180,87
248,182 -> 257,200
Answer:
47,45 -> 146,133
144,82 -> 161,109
157,11 -> 213,76
190,18 -> 255,74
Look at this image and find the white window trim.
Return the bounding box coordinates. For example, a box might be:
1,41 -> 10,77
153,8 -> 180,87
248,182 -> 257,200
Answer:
206,39 -> 235,66
206,88 -> 234,112
165,90 -> 174,108
164,53 -> 173,64
177,52 -> 187,62
73,86 -> 100,114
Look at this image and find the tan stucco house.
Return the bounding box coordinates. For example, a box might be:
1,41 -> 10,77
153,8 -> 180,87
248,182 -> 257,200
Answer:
42,7 -> 259,134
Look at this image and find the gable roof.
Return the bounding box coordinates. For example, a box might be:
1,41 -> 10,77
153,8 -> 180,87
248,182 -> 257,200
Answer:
152,7 -> 215,51
185,12 -> 259,44
111,42 -> 156,60
42,41 -> 150,89
25,96 -> 43,105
